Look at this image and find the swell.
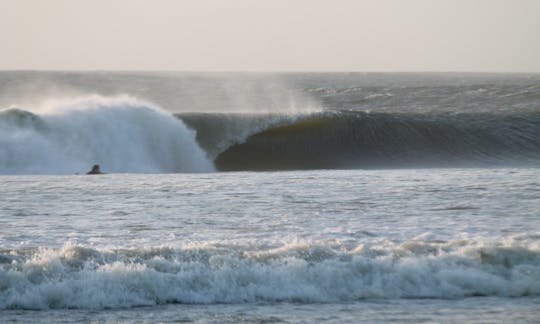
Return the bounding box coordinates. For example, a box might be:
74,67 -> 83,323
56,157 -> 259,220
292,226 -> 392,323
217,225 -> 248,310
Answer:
181,110 -> 540,171
1,236 -> 539,309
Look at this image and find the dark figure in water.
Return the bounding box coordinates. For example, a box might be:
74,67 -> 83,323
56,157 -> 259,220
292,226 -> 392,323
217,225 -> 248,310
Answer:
86,164 -> 103,175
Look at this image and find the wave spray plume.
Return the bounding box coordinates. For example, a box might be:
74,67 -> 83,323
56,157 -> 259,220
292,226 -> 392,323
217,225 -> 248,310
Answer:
0,95 -> 214,174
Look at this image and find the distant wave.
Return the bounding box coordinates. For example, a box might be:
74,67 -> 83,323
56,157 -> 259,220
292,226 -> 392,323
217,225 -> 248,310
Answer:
0,96 -> 214,174
180,110 -> 540,170
1,236 -> 539,309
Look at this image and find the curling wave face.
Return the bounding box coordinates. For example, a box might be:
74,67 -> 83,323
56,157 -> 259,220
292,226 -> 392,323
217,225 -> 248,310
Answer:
0,96 -> 214,174
180,110 -> 540,171
1,236 -> 539,309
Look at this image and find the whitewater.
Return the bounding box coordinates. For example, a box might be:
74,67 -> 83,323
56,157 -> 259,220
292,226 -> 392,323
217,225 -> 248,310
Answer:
0,95 -> 213,174
1,72 -> 539,322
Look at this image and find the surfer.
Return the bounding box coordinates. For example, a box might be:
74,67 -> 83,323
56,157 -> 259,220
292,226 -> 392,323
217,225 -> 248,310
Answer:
86,164 -> 104,175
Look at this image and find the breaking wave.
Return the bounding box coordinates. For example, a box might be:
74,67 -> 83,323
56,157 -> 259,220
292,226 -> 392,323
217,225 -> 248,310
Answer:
0,96 -> 214,174
2,95 -> 539,174
180,110 -> 540,170
1,236 -> 539,309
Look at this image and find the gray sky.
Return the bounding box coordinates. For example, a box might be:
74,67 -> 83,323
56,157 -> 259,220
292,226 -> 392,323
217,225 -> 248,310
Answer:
1,0 -> 539,72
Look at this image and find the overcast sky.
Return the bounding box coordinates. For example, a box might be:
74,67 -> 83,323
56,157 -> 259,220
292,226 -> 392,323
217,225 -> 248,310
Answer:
1,0 -> 539,72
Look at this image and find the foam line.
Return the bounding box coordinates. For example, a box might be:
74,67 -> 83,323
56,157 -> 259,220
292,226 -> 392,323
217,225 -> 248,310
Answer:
1,237 -> 539,309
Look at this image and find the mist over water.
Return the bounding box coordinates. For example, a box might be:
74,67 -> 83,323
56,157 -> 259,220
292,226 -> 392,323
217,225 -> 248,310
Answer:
0,71 -> 321,114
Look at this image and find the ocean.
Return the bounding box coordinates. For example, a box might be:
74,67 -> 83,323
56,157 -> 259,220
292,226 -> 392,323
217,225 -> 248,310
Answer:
1,72 -> 539,323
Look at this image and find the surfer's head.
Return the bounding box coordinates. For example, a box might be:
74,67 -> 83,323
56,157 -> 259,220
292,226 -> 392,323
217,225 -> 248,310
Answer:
87,164 -> 101,174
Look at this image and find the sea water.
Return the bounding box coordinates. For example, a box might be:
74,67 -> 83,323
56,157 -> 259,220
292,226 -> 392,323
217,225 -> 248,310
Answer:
1,72 -> 539,322
1,170 -> 540,322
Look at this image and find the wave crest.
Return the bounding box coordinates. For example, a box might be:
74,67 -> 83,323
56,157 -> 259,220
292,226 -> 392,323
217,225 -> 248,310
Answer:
0,95 -> 214,174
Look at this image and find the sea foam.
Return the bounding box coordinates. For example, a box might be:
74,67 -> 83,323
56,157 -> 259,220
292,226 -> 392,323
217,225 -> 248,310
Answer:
0,95 -> 214,174
1,237 -> 539,310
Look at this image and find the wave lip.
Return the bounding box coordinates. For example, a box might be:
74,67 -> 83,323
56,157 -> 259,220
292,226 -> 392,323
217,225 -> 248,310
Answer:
0,95 -> 214,174
1,237 -> 539,310
179,112 -> 301,160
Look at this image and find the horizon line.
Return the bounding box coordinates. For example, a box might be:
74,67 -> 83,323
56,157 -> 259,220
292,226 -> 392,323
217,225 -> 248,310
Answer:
1,69 -> 540,74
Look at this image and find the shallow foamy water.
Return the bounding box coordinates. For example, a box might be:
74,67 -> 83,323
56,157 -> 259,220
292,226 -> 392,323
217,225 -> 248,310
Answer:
1,169 -> 539,322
